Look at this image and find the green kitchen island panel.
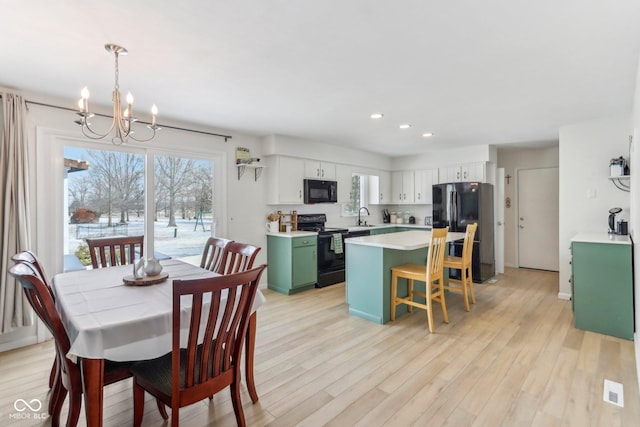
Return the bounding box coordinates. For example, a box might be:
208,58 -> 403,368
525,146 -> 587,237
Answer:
571,232 -> 634,340
267,232 -> 318,295
345,230 -> 464,324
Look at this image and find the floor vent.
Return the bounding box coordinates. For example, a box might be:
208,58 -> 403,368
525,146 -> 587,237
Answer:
603,379 -> 624,407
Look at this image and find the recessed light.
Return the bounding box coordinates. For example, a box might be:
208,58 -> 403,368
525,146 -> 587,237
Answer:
422,132 -> 433,138
370,113 -> 384,119
399,124 -> 411,129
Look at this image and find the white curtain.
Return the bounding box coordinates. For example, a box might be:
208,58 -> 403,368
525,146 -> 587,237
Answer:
0,92 -> 33,333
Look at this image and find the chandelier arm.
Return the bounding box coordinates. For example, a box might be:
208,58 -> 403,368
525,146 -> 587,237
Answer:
82,116 -> 118,138
127,128 -> 157,143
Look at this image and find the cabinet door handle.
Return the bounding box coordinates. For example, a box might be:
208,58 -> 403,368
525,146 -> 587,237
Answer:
321,169 -> 324,178
299,190 -> 302,199
463,171 -> 467,179
380,193 -> 383,201
317,168 -> 320,177
418,193 -> 421,200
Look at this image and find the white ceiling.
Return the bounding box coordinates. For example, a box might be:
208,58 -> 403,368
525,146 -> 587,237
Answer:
2,1 -> 640,156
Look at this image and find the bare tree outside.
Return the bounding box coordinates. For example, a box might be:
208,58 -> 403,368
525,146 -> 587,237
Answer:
85,150 -> 144,225
155,156 -> 195,227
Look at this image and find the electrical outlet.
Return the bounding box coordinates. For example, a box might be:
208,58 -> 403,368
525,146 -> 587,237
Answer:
603,379 -> 624,407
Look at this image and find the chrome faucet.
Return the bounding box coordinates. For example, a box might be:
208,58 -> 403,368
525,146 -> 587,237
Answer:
357,207 -> 370,226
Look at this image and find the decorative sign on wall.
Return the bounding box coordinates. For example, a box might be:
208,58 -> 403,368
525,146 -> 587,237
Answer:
236,147 -> 251,164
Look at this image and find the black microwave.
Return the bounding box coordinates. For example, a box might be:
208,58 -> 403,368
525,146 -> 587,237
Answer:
304,179 -> 338,204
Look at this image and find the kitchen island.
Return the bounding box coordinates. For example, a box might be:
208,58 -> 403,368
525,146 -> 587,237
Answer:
345,230 -> 465,324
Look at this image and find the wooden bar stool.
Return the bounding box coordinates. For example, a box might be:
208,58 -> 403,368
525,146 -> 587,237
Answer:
390,227 -> 449,333
443,223 -> 478,311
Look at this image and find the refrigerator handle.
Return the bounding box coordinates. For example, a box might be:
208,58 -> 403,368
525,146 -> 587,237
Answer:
453,190 -> 458,226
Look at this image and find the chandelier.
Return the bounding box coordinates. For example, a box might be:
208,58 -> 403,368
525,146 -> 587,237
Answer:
76,44 -> 160,144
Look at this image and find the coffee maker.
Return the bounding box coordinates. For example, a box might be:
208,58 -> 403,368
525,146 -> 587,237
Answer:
608,207 -> 622,234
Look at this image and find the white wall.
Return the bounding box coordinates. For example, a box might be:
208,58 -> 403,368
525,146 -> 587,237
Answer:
558,116 -> 631,298
497,146 -> 559,267
391,144 -> 495,170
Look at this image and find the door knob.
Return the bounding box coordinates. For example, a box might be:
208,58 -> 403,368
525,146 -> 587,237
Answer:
497,221 -> 503,226
520,217 -> 524,221
519,225 -> 524,229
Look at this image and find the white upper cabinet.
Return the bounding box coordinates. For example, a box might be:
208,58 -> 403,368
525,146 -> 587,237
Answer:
368,171 -> 391,205
267,156 -> 305,204
391,171 -> 415,204
414,169 -> 438,204
304,160 -> 336,180
438,162 -> 486,183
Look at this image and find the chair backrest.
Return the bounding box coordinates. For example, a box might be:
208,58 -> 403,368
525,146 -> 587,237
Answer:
462,223 -> 478,266
11,250 -> 51,293
8,262 -> 80,387
217,242 -> 260,275
200,237 -> 233,272
86,235 -> 144,268
426,227 -> 449,281
171,264 -> 267,398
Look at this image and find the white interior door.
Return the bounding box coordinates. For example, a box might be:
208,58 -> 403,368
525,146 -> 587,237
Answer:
496,168 -> 505,274
517,167 -> 559,271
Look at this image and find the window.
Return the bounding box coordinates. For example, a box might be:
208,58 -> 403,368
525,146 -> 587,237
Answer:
63,145 -> 214,269
342,174 -> 367,216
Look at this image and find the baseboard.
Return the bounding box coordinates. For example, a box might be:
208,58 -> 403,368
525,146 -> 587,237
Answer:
635,332 -> 640,396
0,336 -> 37,353
557,292 -> 571,301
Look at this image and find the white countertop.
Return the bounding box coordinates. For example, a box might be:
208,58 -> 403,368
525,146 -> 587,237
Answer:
571,232 -> 632,245
344,224 -> 432,232
266,231 -> 317,238
345,230 -> 466,250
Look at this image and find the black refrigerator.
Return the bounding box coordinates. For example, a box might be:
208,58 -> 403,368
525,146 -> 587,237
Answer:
432,182 -> 494,282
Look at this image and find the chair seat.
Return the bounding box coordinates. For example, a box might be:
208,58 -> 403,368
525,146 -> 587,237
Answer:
443,255 -> 464,267
390,263 -> 425,279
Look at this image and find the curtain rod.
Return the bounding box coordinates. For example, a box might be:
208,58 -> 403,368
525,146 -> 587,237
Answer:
1,95 -> 232,142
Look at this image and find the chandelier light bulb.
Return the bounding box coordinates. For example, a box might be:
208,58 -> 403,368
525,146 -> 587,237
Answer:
126,92 -> 134,105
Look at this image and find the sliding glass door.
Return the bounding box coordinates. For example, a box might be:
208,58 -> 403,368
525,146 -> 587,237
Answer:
63,145 -> 214,269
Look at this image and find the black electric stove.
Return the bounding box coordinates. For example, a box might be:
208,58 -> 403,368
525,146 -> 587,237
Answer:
297,214 -> 348,287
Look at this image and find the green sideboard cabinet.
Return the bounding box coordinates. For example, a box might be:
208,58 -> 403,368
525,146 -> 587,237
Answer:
267,234 -> 317,295
571,233 -> 634,340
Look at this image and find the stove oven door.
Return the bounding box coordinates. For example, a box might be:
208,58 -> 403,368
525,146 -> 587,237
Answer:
316,231 -> 347,287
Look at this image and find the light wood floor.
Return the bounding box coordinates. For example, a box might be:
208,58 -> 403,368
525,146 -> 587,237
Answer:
1,267 -> 639,426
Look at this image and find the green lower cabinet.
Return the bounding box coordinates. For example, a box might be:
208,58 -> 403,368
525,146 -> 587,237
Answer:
267,235 -> 317,295
572,241 -> 633,340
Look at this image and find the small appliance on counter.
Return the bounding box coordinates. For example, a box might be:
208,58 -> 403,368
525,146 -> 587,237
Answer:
608,207 -> 622,234
617,220 -> 628,235
382,209 -> 390,223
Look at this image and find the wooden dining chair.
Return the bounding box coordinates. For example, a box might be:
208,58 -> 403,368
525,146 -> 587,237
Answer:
131,264 -> 267,427
200,236 -> 233,272
11,251 -> 58,390
217,242 -> 261,275
390,227 -> 449,333
8,262 -> 138,427
86,235 -> 144,268
443,223 -> 478,311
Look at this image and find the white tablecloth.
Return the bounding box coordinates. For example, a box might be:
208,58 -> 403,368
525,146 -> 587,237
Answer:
53,259 -> 266,362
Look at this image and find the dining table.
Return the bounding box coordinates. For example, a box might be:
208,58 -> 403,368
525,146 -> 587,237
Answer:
53,258 -> 266,427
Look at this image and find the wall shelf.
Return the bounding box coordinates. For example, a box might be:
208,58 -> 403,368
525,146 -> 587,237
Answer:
236,163 -> 265,181
608,175 -> 630,192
